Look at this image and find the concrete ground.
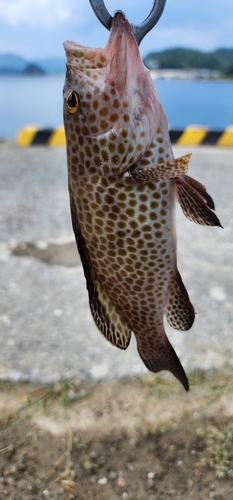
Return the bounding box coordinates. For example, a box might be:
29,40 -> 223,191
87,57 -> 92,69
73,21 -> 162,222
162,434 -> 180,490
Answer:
0,141 -> 232,384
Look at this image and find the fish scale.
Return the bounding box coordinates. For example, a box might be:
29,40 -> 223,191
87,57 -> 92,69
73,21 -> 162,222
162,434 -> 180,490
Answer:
63,11 -> 221,390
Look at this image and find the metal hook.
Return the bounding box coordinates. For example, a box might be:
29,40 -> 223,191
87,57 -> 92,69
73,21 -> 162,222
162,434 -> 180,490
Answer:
89,0 -> 167,45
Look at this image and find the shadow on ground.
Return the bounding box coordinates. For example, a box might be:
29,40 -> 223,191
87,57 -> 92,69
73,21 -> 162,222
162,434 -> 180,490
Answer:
11,241 -> 80,268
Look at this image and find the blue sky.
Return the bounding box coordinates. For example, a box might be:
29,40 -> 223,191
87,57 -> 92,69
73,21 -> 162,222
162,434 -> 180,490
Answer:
0,0 -> 232,60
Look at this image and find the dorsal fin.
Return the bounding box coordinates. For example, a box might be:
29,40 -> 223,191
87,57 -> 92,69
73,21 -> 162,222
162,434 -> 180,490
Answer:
70,192 -> 131,349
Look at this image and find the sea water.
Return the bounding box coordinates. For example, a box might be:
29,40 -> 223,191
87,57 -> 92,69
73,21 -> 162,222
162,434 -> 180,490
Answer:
0,74 -> 233,139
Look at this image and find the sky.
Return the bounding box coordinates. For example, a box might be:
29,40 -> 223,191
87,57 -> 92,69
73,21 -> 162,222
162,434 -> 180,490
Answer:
0,0 -> 232,60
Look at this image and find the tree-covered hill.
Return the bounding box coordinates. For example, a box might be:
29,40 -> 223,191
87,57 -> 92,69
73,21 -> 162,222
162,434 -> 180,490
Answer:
0,54 -> 65,75
143,48 -> 233,72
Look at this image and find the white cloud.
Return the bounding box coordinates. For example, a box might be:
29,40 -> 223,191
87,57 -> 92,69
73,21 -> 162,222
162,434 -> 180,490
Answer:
0,0 -> 82,28
142,26 -> 220,54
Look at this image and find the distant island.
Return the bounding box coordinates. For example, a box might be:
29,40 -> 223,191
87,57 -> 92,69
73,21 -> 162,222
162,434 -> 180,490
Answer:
0,48 -> 233,79
0,54 -> 66,75
143,47 -> 233,79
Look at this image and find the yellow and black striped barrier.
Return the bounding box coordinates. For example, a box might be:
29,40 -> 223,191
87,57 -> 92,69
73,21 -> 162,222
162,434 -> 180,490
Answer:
17,126 -> 66,148
169,126 -> 233,147
17,125 -> 233,147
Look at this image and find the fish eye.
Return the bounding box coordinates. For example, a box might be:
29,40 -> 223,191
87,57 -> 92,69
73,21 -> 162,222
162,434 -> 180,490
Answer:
66,91 -> 79,114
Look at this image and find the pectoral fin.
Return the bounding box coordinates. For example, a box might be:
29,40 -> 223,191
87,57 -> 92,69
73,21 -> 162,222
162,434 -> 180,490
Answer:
166,271 -> 195,331
70,192 -> 131,349
183,175 -> 215,209
175,175 -> 222,227
130,154 -> 191,183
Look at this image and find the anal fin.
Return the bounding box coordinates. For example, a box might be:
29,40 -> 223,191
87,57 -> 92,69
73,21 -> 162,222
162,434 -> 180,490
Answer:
166,271 -> 195,331
176,175 -> 222,227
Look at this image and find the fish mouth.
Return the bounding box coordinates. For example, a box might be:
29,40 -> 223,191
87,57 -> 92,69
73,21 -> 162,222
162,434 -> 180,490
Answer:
64,10 -> 145,82
64,10 -> 140,80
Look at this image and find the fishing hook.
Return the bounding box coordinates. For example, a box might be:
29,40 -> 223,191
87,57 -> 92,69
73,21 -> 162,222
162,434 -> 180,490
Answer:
89,0 -> 167,45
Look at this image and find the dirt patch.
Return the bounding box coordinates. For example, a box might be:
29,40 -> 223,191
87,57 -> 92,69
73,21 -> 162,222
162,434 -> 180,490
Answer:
0,370 -> 233,500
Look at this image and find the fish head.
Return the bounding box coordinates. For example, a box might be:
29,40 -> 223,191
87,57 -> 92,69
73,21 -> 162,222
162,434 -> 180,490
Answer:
63,11 -> 161,177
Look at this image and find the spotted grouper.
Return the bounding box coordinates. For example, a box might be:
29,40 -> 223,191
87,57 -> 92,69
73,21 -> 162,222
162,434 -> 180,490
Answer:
63,11 -> 221,391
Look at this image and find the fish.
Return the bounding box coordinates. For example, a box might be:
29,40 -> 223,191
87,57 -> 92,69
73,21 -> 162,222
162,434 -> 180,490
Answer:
63,11 -> 221,391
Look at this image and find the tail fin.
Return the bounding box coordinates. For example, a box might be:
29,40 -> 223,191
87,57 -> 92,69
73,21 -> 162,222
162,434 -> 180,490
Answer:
137,333 -> 189,391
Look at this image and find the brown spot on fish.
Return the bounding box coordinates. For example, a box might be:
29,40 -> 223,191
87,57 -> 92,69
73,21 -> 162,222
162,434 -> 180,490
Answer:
129,199 -> 137,207
121,129 -> 128,139
113,99 -> 120,108
117,143 -> 125,154
89,113 -> 96,123
108,142 -> 116,153
100,120 -> 108,130
139,204 -> 148,213
93,99 -> 99,109
110,113 -> 119,122
100,107 -> 109,116
139,193 -> 148,202
101,91 -> 110,101
90,126 -> 98,134
138,214 -> 147,223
